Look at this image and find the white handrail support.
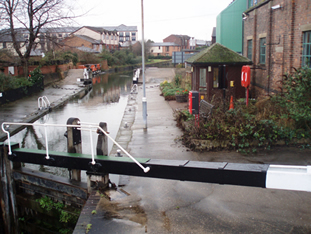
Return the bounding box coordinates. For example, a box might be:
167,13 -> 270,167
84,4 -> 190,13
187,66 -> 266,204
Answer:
44,124 -> 50,160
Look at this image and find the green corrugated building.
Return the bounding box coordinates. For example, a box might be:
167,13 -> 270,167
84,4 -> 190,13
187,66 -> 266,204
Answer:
216,0 -> 247,54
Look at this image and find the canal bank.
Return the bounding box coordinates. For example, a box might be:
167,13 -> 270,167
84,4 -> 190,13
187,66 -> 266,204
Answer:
0,69 -> 91,142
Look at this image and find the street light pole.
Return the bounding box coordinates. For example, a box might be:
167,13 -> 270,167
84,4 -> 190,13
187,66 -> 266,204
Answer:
141,0 -> 147,129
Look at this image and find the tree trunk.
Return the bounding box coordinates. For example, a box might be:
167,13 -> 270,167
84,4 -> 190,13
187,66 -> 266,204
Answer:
21,58 -> 29,78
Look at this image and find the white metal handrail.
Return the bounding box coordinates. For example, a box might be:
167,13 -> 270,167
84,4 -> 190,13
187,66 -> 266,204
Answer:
38,96 -> 50,110
1,121 -> 150,173
131,84 -> 138,94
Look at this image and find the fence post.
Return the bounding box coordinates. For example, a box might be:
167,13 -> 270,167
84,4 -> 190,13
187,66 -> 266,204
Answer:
66,118 -> 81,181
0,143 -> 19,234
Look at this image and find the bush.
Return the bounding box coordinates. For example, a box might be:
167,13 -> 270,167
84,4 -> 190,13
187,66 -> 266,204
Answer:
177,69 -> 311,152
28,67 -> 43,84
0,73 -> 32,92
272,67 -> 311,130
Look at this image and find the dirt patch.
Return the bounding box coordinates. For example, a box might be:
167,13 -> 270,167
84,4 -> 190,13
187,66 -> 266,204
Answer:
97,190 -> 147,226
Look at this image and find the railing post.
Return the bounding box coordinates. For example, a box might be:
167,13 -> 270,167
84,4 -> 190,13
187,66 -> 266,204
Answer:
96,122 -> 108,156
0,143 -> 19,234
66,118 -> 81,181
87,122 -> 109,192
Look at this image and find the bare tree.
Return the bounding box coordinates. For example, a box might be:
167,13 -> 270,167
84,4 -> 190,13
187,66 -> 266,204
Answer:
0,0 -> 77,76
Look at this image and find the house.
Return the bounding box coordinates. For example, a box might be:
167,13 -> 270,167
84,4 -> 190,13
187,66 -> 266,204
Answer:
103,24 -> 138,45
37,27 -> 79,51
163,35 -> 190,50
0,29 -> 29,56
189,37 -> 210,50
148,42 -> 181,56
216,0 -> 247,54
186,43 -> 252,101
72,26 -> 119,51
243,0 -> 311,97
0,27 -> 79,56
60,34 -> 102,53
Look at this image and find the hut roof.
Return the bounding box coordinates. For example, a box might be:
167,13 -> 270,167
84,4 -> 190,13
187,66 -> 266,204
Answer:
186,43 -> 252,65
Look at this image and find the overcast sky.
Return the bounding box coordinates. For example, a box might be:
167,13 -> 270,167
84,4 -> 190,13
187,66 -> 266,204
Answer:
72,0 -> 233,42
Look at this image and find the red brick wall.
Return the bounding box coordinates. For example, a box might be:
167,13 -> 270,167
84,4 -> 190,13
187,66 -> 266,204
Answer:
243,0 -> 311,98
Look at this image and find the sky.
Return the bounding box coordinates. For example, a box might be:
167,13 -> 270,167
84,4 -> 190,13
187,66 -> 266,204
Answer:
71,0 -> 233,42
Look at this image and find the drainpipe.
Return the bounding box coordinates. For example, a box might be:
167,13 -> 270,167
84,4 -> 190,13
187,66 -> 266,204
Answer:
289,0 -> 295,72
268,1 -> 273,95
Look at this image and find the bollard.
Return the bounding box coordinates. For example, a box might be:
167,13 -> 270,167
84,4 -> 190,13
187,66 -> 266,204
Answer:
66,118 -> 81,181
87,122 -> 109,192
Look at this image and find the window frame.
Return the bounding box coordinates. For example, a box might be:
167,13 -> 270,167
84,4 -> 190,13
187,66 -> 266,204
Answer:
302,31 -> 311,68
247,39 -> 252,60
259,37 -> 266,64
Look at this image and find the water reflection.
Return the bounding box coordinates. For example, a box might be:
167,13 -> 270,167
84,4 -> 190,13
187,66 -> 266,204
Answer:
11,71 -> 133,180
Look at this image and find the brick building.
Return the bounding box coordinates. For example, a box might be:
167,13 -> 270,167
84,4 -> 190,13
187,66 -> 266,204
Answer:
148,42 -> 181,56
243,0 -> 311,97
163,35 -> 190,50
60,34 -> 102,53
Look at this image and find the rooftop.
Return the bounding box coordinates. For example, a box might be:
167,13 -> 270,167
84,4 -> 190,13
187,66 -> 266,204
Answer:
186,43 -> 252,65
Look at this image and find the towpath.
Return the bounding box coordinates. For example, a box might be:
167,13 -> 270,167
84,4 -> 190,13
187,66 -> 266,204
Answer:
75,67 -> 311,233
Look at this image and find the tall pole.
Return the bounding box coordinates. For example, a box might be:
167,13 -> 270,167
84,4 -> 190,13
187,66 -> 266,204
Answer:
141,0 -> 147,129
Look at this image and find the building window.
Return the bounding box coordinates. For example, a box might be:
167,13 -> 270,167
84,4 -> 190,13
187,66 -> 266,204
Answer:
247,39 -> 252,60
199,68 -> 207,89
3,42 -> 6,48
248,0 -> 253,8
166,46 -> 169,52
132,37 -> 136,41
132,32 -> 136,36
302,31 -> 311,68
259,37 -> 266,64
125,32 -> 130,37
213,67 -> 219,88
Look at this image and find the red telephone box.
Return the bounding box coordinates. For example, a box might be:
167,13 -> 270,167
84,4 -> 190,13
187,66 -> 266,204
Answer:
241,65 -> 251,88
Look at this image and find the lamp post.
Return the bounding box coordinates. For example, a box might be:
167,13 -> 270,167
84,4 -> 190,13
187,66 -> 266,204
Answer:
141,0 -> 147,129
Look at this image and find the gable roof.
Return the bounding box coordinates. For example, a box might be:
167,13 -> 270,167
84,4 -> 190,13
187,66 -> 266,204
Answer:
186,43 -> 252,65
103,24 -> 137,32
74,35 -> 101,44
150,42 -> 180,47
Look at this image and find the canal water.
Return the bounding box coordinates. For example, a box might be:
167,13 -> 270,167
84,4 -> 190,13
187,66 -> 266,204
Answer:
10,71 -> 133,181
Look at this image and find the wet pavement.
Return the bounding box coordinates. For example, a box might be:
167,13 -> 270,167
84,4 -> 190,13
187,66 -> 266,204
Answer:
1,68 -> 311,233
76,67 -> 311,233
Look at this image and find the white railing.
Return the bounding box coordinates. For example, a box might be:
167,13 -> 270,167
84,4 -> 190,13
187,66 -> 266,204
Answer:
131,84 -> 138,94
38,96 -> 50,110
1,121 -> 150,173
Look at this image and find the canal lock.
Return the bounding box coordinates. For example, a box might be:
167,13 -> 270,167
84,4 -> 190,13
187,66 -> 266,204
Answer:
0,71 -> 134,233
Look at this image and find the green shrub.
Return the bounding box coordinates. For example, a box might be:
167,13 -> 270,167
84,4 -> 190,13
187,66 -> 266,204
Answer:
272,67 -> 311,129
28,67 -> 43,84
0,73 -> 32,92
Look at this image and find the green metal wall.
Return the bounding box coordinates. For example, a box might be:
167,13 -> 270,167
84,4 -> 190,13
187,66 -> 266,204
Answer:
216,0 -> 247,54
